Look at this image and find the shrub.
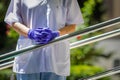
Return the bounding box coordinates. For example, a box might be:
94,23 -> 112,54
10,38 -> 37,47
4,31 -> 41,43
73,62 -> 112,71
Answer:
0,69 -> 13,80
67,65 -> 111,80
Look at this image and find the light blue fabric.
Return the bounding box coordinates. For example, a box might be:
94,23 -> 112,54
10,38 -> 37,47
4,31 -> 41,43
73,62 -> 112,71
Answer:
5,0 -> 84,76
16,72 -> 66,80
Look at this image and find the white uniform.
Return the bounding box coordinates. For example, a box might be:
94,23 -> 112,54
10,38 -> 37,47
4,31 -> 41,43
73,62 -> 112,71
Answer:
5,0 -> 84,76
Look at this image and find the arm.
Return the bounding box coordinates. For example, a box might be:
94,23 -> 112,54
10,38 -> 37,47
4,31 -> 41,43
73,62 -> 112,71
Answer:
12,22 -> 29,37
12,22 -> 76,37
59,24 -> 76,36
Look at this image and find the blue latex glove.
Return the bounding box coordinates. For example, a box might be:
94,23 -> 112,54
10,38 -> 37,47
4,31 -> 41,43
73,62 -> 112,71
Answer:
36,28 -> 59,44
28,28 -> 59,44
28,28 -> 43,41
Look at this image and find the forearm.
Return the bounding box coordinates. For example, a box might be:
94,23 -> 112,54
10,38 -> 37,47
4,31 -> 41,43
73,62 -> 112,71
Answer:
59,24 -> 76,36
12,22 -> 29,37
11,22 -> 76,37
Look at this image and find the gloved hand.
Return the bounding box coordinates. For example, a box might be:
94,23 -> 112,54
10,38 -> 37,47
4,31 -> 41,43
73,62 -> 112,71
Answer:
37,28 -> 59,44
28,28 -> 59,44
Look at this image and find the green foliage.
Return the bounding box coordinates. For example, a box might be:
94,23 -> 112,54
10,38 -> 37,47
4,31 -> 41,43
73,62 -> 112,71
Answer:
8,28 -> 19,39
0,0 -> 10,21
0,69 -> 13,80
0,0 -> 13,53
0,28 -> 18,54
81,0 -> 104,26
6,28 -> 19,48
70,44 -> 104,65
67,65 -> 111,80
0,3 -> 4,21
71,0 -> 105,64
69,0 -> 110,80
76,0 -> 104,40
71,65 -> 103,76
82,0 -> 95,26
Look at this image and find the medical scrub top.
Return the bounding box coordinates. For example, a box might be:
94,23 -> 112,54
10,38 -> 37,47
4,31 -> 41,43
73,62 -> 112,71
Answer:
5,0 -> 84,76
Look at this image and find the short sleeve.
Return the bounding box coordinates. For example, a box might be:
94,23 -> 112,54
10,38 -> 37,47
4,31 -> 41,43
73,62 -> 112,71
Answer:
4,0 -> 22,26
66,0 -> 84,25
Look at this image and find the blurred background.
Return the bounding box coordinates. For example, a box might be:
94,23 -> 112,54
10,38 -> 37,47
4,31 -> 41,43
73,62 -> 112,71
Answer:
0,0 -> 120,80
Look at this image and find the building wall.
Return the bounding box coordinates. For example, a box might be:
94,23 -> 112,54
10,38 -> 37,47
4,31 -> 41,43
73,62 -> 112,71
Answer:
104,0 -> 120,19
93,1 -> 120,79
113,0 -> 120,18
95,38 -> 120,80
103,0 -> 120,33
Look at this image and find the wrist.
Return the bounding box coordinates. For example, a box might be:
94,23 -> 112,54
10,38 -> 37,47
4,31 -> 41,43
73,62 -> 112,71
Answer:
28,29 -> 34,39
58,31 -> 63,36
52,31 -> 60,38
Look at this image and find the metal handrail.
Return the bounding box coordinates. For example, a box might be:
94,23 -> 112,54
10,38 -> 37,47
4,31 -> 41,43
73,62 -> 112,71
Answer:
1,27 -> 120,71
0,61 -> 13,70
0,17 -> 120,80
70,27 -> 120,49
0,17 -> 120,62
80,66 -> 120,80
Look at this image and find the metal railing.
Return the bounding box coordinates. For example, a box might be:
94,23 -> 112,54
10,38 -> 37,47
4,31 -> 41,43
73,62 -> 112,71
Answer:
1,27 -> 120,71
70,27 -> 120,49
80,66 -> 120,80
0,17 -> 120,62
1,17 -> 120,80
0,60 -> 13,70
